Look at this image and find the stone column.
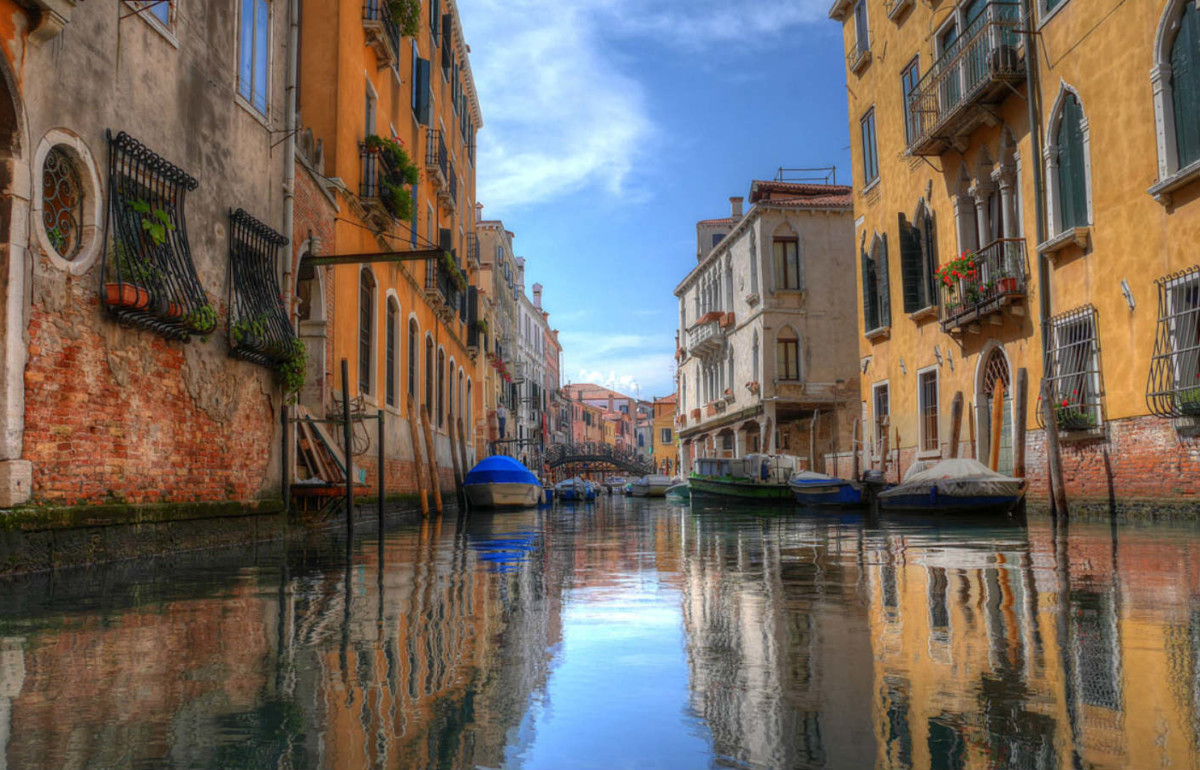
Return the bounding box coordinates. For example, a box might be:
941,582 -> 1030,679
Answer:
969,178 -> 994,248
952,194 -> 977,256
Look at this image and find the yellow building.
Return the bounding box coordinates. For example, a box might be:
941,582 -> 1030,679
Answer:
299,0 -> 483,494
652,395 -> 679,475
831,0 -> 1200,506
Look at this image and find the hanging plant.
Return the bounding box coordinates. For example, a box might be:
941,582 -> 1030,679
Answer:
388,0 -> 420,38
439,249 -> 467,291
279,337 -> 308,398
365,134 -> 419,221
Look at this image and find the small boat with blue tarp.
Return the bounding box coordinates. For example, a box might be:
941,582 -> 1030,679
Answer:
463,456 -> 541,510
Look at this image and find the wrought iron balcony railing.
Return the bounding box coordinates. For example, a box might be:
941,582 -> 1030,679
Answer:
846,41 -> 870,73
359,142 -> 381,200
939,238 -> 1027,331
362,0 -> 401,67
445,163 -> 458,212
906,2 -> 1024,156
425,129 -> 448,188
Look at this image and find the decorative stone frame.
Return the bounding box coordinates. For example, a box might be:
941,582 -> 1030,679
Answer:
916,364 -> 941,459
1041,82 -> 1093,253
1149,0 -> 1200,203
383,290 -> 402,413
31,129 -> 103,275
972,340 -> 1013,462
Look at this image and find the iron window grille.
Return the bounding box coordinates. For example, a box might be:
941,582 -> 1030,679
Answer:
1147,266 -> 1200,417
1037,305 -> 1104,432
425,129 -> 448,181
227,208 -> 295,368
43,147 -> 84,261
362,0 -> 401,63
919,369 -> 939,452
101,130 -> 213,341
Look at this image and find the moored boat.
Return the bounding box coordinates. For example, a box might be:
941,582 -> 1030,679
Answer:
555,477 -> 585,502
877,458 -> 1026,515
631,474 -> 672,497
463,456 -> 542,510
665,482 -> 690,501
789,471 -> 865,508
688,455 -> 798,501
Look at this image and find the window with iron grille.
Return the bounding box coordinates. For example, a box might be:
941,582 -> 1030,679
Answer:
919,368 -> 939,452
1040,306 -> 1103,431
1147,267 -> 1200,417
358,269 -> 376,395
227,209 -> 293,368
102,131 -> 214,342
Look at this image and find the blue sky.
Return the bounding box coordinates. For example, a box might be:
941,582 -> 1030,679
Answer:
457,0 -> 852,399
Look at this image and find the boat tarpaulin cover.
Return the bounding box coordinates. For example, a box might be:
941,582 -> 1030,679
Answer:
878,458 -> 1024,499
464,456 -> 539,486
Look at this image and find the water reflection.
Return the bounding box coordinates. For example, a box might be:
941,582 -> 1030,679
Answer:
1,500 -> 1200,768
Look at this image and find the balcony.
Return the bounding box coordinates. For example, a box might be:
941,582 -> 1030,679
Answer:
906,3 -> 1024,157
465,232 -> 480,266
362,0 -> 401,68
686,311 -> 727,359
424,256 -> 463,320
440,161 -> 457,213
425,129 -> 448,190
939,238 -> 1027,332
846,42 -> 871,75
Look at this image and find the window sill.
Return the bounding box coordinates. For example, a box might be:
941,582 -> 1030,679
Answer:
125,2 -> 179,48
886,0 -> 913,21
1148,159 -> 1200,204
864,326 -> 890,342
848,49 -> 872,75
916,449 -> 942,461
1038,226 -> 1090,258
908,305 -> 938,323
1036,0 -> 1071,31
1058,425 -> 1105,443
235,94 -> 272,130
861,177 -> 880,197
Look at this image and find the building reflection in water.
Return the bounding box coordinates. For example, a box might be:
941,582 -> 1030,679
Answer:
4,505 -> 1200,769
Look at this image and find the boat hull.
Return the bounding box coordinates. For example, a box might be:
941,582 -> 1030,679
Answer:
665,483 -> 690,501
791,481 -> 864,508
631,483 -> 669,498
689,476 -> 793,500
879,493 -> 1024,515
464,482 -> 541,510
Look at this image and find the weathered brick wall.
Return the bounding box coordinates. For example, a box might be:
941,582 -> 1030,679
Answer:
24,263 -> 279,506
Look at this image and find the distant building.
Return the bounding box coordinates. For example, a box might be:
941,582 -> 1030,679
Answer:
652,395 -> 679,475
674,186 -> 860,473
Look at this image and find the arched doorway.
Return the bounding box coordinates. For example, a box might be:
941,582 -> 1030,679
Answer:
976,346 -> 1013,474
295,254 -> 327,411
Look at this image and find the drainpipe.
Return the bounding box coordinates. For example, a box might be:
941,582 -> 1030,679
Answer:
1022,0 -> 1050,367
282,0 -> 299,312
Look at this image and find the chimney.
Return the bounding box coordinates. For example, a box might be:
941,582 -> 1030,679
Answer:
533,283 -> 543,310
730,196 -> 744,219
608,394 -> 614,412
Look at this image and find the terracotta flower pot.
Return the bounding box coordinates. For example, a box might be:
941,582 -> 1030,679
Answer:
997,277 -> 1018,294
164,301 -> 184,319
104,282 -> 151,311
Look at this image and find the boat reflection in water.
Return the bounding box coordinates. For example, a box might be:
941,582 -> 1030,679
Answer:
3,498 -> 1200,769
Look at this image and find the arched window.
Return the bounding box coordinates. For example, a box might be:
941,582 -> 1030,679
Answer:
358,269 -> 376,395
774,229 -> 801,290
437,348 -> 446,428
424,335 -> 433,414
862,233 -> 891,333
1153,0 -> 1200,186
407,318 -> 418,403
385,298 -> 399,407
776,327 -> 800,382
466,378 -> 473,439
1051,90 -> 1090,232
752,330 -> 760,385
458,370 -> 465,432
749,227 -> 759,295
448,357 -> 457,420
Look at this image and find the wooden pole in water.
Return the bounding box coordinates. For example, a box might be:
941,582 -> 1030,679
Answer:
421,406 -> 444,513
457,417 -> 469,481
340,358 -> 354,537
377,408 -> 385,535
808,411 -> 819,472
406,395 -> 429,517
948,392 -> 964,459
967,406 -> 976,459
1040,378 -> 1069,516
851,418 -> 861,481
1014,368 -> 1028,478
990,379 -> 1005,472
880,422 -> 890,481
447,409 -> 463,506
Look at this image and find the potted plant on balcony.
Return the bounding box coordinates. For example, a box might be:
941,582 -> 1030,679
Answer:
387,0 -> 420,37
1180,384 -> 1200,416
995,267 -> 1019,295
1055,393 -> 1095,431
439,249 -> 467,291
365,135 -> 419,221
104,238 -> 155,311
745,380 -> 760,395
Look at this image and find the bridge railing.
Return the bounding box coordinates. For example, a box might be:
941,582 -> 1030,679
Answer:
544,442 -> 656,475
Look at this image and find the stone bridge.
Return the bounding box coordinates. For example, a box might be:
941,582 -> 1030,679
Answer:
543,442 -> 655,476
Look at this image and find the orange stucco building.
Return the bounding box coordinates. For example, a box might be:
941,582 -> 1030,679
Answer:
298,0 -> 484,494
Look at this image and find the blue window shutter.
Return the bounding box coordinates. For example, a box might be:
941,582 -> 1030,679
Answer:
416,58 -> 431,125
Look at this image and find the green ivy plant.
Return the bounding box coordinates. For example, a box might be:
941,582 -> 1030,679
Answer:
1180,386 -> 1200,416
279,337 -> 308,399
364,134 -> 419,221
439,249 -> 467,291
231,312 -> 271,347
46,227 -> 67,252
388,0 -> 420,38
186,303 -> 218,337
129,198 -> 175,246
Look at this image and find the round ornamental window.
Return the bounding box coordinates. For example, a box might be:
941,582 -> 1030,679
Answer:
42,147 -> 83,261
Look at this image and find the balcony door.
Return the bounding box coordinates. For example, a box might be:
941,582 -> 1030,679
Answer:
977,347 -> 1013,474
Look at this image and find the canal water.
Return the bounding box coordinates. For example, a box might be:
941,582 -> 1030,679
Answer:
2,498 -> 1200,769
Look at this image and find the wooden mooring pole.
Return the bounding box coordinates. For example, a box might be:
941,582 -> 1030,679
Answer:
1039,377 -> 1069,517
406,395 -> 429,516
377,408 -> 385,537
948,392 -> 964,459
990,379 -> 1005,472
447,410 -> 464,506
457,417 -> 469,482
421,406 -> 444,514
851,418 -> 861,481
340,358 -> 354,538
1014,369 -> 1028,478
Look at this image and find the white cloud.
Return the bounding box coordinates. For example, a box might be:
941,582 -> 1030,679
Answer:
560,329 -> 676,396
458,0 -> 827,212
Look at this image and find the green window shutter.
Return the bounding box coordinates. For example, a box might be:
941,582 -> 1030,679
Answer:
878,235 -> 892,328
1056,95 -> 1085,230
416,58 -> 431,125
899,214 -> 923,313
862,249 -> 878,332
922,212 -> 938,310
1172,3 -> 1200,168
1066,95 -> 1088,227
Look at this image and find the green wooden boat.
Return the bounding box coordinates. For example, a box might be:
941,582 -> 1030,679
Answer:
688,456 -> 797,501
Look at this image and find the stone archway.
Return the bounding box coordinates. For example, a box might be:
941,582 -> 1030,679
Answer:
975,345 -> 1013,474
0,51 -> 31,505
295,252 -> 327,411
